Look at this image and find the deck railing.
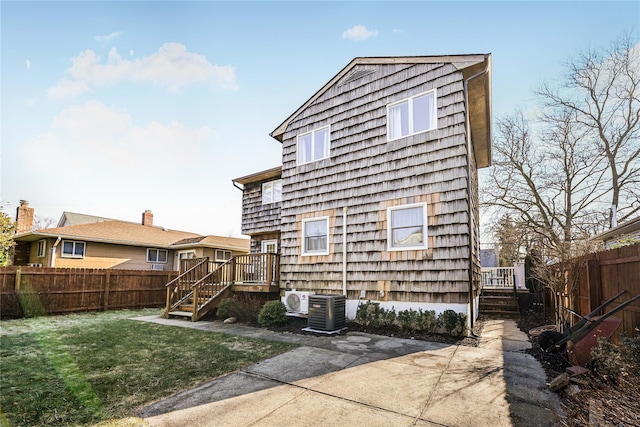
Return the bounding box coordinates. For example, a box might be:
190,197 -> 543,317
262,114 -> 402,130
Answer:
165,254 -> 279,318
481,267 -> 515,289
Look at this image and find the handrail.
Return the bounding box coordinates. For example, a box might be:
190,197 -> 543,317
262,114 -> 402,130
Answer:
165,257 -> 209,288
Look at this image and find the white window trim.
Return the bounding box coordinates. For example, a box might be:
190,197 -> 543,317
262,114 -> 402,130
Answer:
261,240 -> 278,253
301,216 -> 330,256
147,248 -> 168,263
37,239 -> 46,258
387,202 -> 428,251
262,179 -> 282,205
61,240 -> 86,259
215,249 -> 232,262
297,125 -> 331,165
386,89 -> 437,142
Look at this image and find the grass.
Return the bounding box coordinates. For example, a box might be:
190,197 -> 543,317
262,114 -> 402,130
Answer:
0,309 -> 298,426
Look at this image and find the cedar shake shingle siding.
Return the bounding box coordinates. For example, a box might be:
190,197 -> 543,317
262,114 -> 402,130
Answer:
240,181 -> 281,236
278,61 -> 483,304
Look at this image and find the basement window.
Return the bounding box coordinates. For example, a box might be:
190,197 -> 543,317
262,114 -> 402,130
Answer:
61,240 -> 86,258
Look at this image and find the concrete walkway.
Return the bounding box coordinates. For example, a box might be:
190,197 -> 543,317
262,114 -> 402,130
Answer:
133,316 -> 561,427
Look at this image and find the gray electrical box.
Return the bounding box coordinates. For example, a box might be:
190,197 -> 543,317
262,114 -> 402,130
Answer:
307,294 -> 346,331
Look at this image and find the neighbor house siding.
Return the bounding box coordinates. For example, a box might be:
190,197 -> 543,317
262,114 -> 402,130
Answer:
53,242 -> 172,270
279,62 -> 472,304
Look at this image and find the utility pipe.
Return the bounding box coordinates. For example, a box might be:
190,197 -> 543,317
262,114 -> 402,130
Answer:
462,59 -> 490,331
342,207 -> 348,296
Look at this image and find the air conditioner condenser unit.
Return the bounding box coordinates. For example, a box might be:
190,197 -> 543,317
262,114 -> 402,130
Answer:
307,294 -> 346,332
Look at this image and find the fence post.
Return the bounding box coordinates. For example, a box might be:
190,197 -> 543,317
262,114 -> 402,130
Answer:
103,270 -> 111,311
586,259 -> 601,312
15,268 -> 21,292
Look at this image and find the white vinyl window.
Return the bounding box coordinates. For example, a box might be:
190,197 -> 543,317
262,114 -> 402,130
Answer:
37,240 -> 46,258
387,90 -> 437,141
61,240 -> 86,258
262,240 -> 278,253
387,203 -> 428,251
297,126 -> 330,165
147,248 -> 168,263
262,179 -> 282,204
302,217 -> 329,256
215,249 -> 232,262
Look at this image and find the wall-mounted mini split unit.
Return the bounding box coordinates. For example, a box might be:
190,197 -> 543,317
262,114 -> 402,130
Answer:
284,291 -> 314,315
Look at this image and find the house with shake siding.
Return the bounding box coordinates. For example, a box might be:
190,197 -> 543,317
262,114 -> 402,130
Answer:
234,54 -> 492,328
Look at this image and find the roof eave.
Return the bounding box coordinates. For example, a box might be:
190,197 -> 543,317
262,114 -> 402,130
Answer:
232,166 -> 282,185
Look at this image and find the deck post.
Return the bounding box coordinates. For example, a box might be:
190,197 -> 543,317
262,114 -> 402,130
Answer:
266,253 -> 273,285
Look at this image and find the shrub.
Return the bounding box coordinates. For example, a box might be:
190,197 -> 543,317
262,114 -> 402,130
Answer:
355,301 -> 395,328
216,298 -> 236,320
591,335 -> 640,378
438,310 -> 466,336
258,300 -> 288,326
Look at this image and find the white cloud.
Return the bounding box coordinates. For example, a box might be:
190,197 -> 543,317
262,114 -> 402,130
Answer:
342,25 -> 378,41
48,43 -> 237,99
22,100 -> 215,176
26,60 -> 31,70
130,49 -> 135,56
94,31 -> 123,42
392,29 -> 402,34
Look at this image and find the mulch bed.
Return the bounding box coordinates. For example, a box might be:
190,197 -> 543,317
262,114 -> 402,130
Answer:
517,308 -> 640,427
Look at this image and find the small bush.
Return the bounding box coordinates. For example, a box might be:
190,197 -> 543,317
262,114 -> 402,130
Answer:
591,335 -> 640,378
258,300 -> 288,326
355,301 -> 395,328
216,298 -> 236,320
438,310 -> 466,336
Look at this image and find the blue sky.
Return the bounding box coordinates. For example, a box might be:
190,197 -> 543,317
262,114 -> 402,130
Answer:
2,1 -> 638,236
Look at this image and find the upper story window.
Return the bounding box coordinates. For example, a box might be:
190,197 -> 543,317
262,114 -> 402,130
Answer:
62,240 -> 85,258
302,217 -> 329,256
215,249 -> 232,262
147,248 -> 168,263
387,203 -> 428,251
387,90 -> 437,141
262,179 -> 282,204
37,240 -> 46,258
297,126 -> 330,165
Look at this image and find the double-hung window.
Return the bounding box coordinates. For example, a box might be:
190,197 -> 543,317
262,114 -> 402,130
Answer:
37,240 -> 46,258
387,203 -> 428,250
215,250 -> 232,262
297,126 -> 330,164
302,217 -> 329,255
262,179 -> 282,204
387,90 -> 437,141
147,248 -> 168,263
62,240 -> 86,258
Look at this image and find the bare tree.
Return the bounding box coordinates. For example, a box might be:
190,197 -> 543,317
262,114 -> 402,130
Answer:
537,33 -> 640,226
33,215 -> 55,230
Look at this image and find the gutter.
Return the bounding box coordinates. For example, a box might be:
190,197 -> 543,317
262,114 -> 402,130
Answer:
462,60 -> 490,331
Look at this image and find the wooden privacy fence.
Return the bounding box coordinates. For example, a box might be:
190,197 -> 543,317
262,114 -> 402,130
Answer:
0,266 -> 177,318
565,243 -> 640,341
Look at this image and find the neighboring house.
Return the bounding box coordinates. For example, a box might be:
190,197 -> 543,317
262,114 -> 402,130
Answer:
593,216 -> 640,249
12,201 -> 249,270
234,54 -> 492,326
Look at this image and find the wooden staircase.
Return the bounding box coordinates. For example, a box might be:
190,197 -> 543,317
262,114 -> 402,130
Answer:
164,254 -> 279,322
479,288 -> 519,318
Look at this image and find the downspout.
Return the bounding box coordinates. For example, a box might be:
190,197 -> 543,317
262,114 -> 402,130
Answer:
50,236 -> 62,268
342,207 -> 348,296
463,64 -> 489,332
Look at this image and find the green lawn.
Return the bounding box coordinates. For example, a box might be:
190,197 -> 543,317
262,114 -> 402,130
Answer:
0,309 -> 298,426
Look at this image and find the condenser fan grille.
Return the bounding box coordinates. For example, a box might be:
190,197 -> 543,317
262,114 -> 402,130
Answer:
286,293 -> 301,311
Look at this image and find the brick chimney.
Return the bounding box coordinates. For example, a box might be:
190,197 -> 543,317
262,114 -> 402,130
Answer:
16,200 -> 34,233
142,210 -> 153,227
